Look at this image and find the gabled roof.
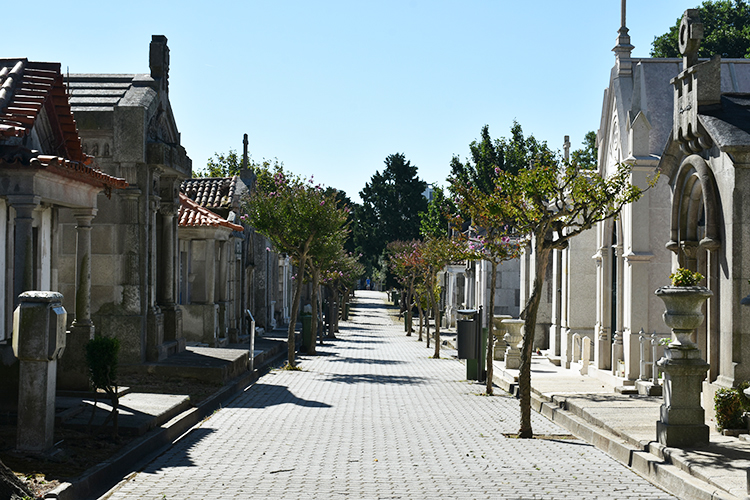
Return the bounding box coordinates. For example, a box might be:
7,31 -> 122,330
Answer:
181,176 -> 238,210
0,59 -> 127,193
178,192 -> 243,232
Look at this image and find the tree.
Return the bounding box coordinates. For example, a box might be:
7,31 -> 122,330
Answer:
194,150 -> 283,178
419,236 -> 467,359
354,153 -> 428,286
478,131 -> 651,437
570,131 -> 598,170
651,1 -> 750,58
243,167 -> 348,367
388,240 -> 424,336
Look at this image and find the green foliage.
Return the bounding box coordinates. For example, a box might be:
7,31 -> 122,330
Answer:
419,186 -> 455,239
354,153 -> 428,285
86,335 -> 120,392
669,268 -> 705,286
715,387 -> 745,430
242,164 -> 349,366
570,131 -> 598,170
194,150 -> 283,178
651,1 -> 750,58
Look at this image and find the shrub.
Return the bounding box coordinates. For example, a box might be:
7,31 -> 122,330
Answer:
715,388 -> 744,431
669,268 -> 704,286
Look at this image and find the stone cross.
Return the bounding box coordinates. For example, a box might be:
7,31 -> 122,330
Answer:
679,9 -> 703,69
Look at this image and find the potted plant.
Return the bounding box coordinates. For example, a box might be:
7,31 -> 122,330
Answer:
714,387 -> 746,435
654,268 -> 712,348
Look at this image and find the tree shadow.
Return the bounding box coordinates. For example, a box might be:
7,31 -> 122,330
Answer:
328,357 -> 405,365
138,427 -> 216,473
227,383 -> 333,410
322,373 -> 427,385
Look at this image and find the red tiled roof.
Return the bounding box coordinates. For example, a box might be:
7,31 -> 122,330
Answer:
178,192 -> 243,232
0,59 -> 127,194
181,176 -> 238,209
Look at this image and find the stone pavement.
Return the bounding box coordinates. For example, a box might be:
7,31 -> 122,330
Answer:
100,291 -> 675,500
488,350 -> 750,500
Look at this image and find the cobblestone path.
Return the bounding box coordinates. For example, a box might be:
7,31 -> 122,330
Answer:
103,291 -> 675,499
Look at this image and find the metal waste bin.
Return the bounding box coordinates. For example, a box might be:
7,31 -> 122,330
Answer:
456,308 -> 485,381
301,313 -> 313,352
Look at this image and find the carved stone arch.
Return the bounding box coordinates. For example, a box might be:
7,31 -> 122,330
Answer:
667,154 -> 721,261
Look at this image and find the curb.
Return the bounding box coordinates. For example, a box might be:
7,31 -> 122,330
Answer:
489,367 -> 742,500
44,343 -> 287,500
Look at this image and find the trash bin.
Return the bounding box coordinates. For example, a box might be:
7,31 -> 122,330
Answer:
457,315 -> 477,359
301,313 -> 313,352
456,308 -> 485,381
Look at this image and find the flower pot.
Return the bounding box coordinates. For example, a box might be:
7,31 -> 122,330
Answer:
655,286 -> 712,348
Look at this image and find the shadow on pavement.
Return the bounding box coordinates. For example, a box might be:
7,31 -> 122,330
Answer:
139,427 -> 216,473
228,383 -> 333,410
323,373 -> 427,385
327,357 -> 405,365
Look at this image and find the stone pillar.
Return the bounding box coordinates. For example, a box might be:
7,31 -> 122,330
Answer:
159,202 -> 182,347
612,243 -> 625,376
7,195 -> 41,307
59,209 -> 97,390
595,245 -> 612,370
12,291 -> 66,453
549,249 -> 562,357
503,319 -> 524,370
146,194 -> 165,361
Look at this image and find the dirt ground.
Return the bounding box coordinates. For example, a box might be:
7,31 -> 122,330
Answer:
0,374 -> 223,498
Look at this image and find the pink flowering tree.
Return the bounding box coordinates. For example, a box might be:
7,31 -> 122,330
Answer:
450,181 -> 521,395
243,167 -> 348,368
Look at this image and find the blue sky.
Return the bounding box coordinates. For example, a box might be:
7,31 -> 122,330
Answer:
7,0 -> 690,202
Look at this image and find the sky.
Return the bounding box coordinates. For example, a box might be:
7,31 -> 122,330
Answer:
6,0 -> 692,203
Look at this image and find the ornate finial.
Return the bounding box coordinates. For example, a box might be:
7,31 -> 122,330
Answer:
613,0 -> 634,76
679,9 -> 703,69
149,35 -> 170,93
242,133 -> 249,170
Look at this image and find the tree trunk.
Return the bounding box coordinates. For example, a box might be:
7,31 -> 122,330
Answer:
0,458 -> 34,500
486,260 -> 498,395
518,235 -> 551,438
310,267 -> 320,355
327,287 -> 338,337
287,253 -> 308,367
417,301 -> 424,341
405,278 -> 414,336
431,283 -> 441,359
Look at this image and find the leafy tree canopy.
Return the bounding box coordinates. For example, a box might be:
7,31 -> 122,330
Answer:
651,0 -> 750,58
194,150 -> 283,178
419,186 -> 455,239
353,153 -> 428,284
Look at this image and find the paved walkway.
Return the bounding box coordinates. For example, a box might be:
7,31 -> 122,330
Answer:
101,291 -> 674,499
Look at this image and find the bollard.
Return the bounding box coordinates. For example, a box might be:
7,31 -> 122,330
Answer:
12,291 -> 67,453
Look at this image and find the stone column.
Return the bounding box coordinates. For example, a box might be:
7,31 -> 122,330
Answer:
549,249 -> 562,357
7,195 -> 41,307
13,291 -> 66,453
146,194 -> 165,361
595,245 -> 611,370
159,202 -> 182,346
59,209 -> 97,390
492,315 -> 512,360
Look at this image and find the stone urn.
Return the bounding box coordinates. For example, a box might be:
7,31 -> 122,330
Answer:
654,286 -> 713,348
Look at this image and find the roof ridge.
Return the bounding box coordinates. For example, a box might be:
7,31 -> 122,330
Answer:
0,60 -> 26,112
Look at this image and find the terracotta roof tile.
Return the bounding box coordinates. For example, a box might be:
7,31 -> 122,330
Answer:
180,176 -> 238,209
0,58 -> 127,194
178,192 -> 243,232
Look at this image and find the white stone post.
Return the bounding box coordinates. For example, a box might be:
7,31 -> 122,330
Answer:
580,336 -> 591,376
13,291 -> 66,453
